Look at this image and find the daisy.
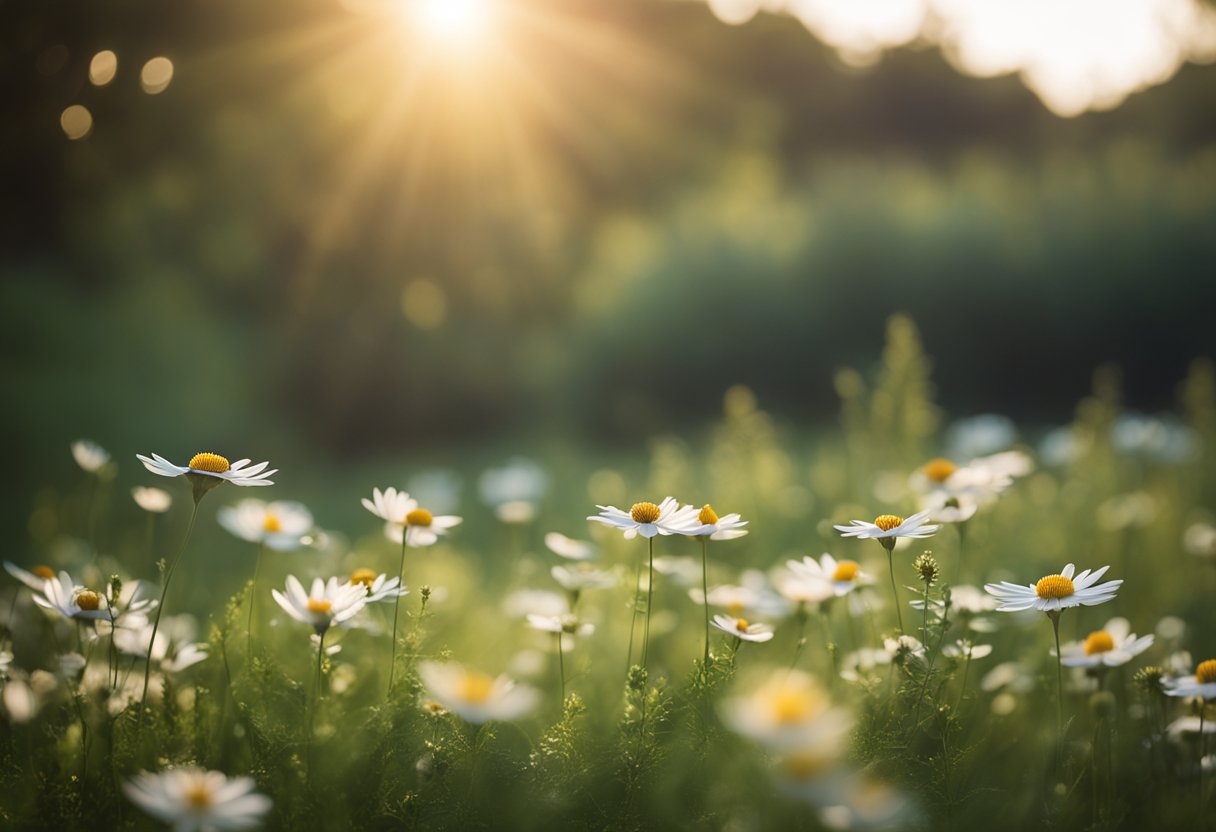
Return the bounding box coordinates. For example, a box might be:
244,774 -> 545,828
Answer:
544,532 -> 596,561
834,511 -> 940,548
71,439 -> 111,474
526,613 -> 595,638
718,668 -> 850,752
551,564 -> 616,595
586,497 -> 700,540
133,486 -> 173,514
123,767 -> 272,832
1058,617 -> 1154,669
983,563 -> 1122,613
1163,659 -> 1216,700
688,504 -> 748,540
696,576 -> 792,619
711,614 -> 774,644
271,576 -> 368,635
137,452 -> 276,499
33,572 -> 111,621
217,499 -> 313,551
378,508 -> 462,548
787,554 -> 871,597
4,561 -> 58,592
418,661 -> 539,724
772,569 -> 836,607
349,569 -> 408,604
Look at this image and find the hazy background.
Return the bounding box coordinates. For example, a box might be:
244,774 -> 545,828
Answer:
4,0 -> 1216,542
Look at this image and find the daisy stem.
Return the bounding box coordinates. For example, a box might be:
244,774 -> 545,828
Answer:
1050,611 -> 1064,742
641,537 -> 655,672
885,547 -> 904,634
246,543 -> 263,659
309,629 -> 325,784
955,522 -> 967,585
140,499 -> 199,714
955,647 -> 973,711
388,532 -> 407,695
1201,703 -> 1208,816
700,538 -> 710,670
789,605 -> 808,672
626,551 -> 642,675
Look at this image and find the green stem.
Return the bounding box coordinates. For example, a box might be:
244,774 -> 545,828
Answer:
885,547 -> 904,634
641,537 -> 655,671
387,531 -> 408,695
700,538 -> 710,669
626,551 -> 643,674
246,543 -> 263,658
140,499 -> 200,712
1050,611 -> 1064,742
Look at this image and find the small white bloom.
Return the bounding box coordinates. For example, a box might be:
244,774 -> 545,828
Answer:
711,614 -> 774,643
271,576 -> 367,634
941,639 -> 993,660
525,613 -> 594,639
551,564 -> 616,593
502,588 -> 568,619
543,532 -> 596,561
137,452 -> 275,488
787,554 -> 870,597
695,571 -> 792,619
72,439 -> 111,474
123,767 -> 272,832
687,504 -> 749,541
1163,658 -> 1216,699
984,563 -> 1122,613
217,499 -> 314,551
1184,522 -> 1216,559
132,486 -> 173,514
587,497 -> 700,540
834,511 -> 939,546
494,500 -> 537,524
719,669 -> 850,752
1058,617 -> 1153,668
33,573 -> 110,621
418,661 -> 539,724
366,489 -> 462,547
5,561 -> 58,592
348,569 -> 408,604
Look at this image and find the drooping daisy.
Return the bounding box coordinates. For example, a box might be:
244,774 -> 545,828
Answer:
543,532 -> 596,561
417,661 -> 539,724
834,511 -> 940,548
349,569 -> 408,604
137,452 -> 276,498
719,668 -> 851,752
1163,659 -> 1216,699
1058,618 -> 1154,668
688,504 -> 749,540
787,554 -> 871,597
123,767 -> 272,832
132,486 -> 173,514
33,572 -> 111,621
711,614 -> 774,644
271,576 -> 368,635
984,564 -> 1122,613
586,497 -> 700,540
71,439 -> 111,474
217,499 -> 313,551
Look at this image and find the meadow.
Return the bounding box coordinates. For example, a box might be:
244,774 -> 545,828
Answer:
2,318 -> 1213,831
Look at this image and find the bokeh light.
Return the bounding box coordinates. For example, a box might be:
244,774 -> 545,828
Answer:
139,56 -> 175,94
89,50 -> 118,86
59,105 -> 93,140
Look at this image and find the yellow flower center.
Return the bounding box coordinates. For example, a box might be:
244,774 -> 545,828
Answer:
771,690 -> 812,725
34,566 -> 55,580
735,618 -> 750,632
1083,631 -> 1115,655
727,600 -> 745,617
923,458 -> 957,483
874,515 -> 903,532
1035,574 -> 1075,599
698,504 -> 719,525
75,590 -> 101,611
832,560 -> 860,582
307,598 -> 333,615
1196,659 -> 1216,685
630,502 -> 661,524
350,568 -> 377,588
185,784 -> 212,809
187,452 -> 230,473
406,508 -> 433,527
460,672 -> 495,704
262,513 -> 282,533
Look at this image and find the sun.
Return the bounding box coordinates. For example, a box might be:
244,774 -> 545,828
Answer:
408,0 -> 495,46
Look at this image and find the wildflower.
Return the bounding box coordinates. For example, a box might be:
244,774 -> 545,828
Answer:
834,510 -> 939,550
1133,665 -> 1165,695
137,451 -> 275,500
364,487 -> 461,547
1163,659 -> 1216,699
71,439 -> 111,474
217,499 -> 313,551
913,552 -> 939,586
551,564 -> 616,593
543,532 -> 595,560
123,767 -> 272,831
418,661 -> 539,723
772,569 -> 836,606
719,668 -> 850,751
4,562 -> 59,592
271,576 -> 368,635
786,554 -> 870,597
33,573 -> 111,621
984,563 -> 1122,613
711,614 -> 774,643
941,639 -> 993,660
695,572 -> 792,618
586,497 -> 700,540
132,486 -> 173,514
1058,617 -> 1154,668
348,569 -> 408,604
526,613 -> 594,638
688,504 -> 749,540
924,494 -> 979,525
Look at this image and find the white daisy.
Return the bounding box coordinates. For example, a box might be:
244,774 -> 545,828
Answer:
688,504 -> 749,541
418,661 -> 539,724
544,532 -> 596,561
1164,659 -> 1216,699
923,493 -> 979,525
123,767 -> 272,832
33,572 -> 111,621
695,572 -> 792,619
587,497 -> 701,540
711,614 -> 774,643
984,563 -> 1122,613
1058,617 -> 1153,668
133,486 -> 173,514
772,569 -> 836,606
348,568 -> 408,604
834,511 -> 939,549
271,576 -> 367,635
217,499 -> 313,551
551,564 -> 616,593
718,669 -> 851,752
137,452 -> 276,495
4,561 -> 59,592
787,554 -> 871,597
365,489 -> 462,547
71,439 -> 111,474
525,613 -> 595,638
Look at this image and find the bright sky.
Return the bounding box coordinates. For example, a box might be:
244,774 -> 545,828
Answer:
705,0 -> 1216,116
